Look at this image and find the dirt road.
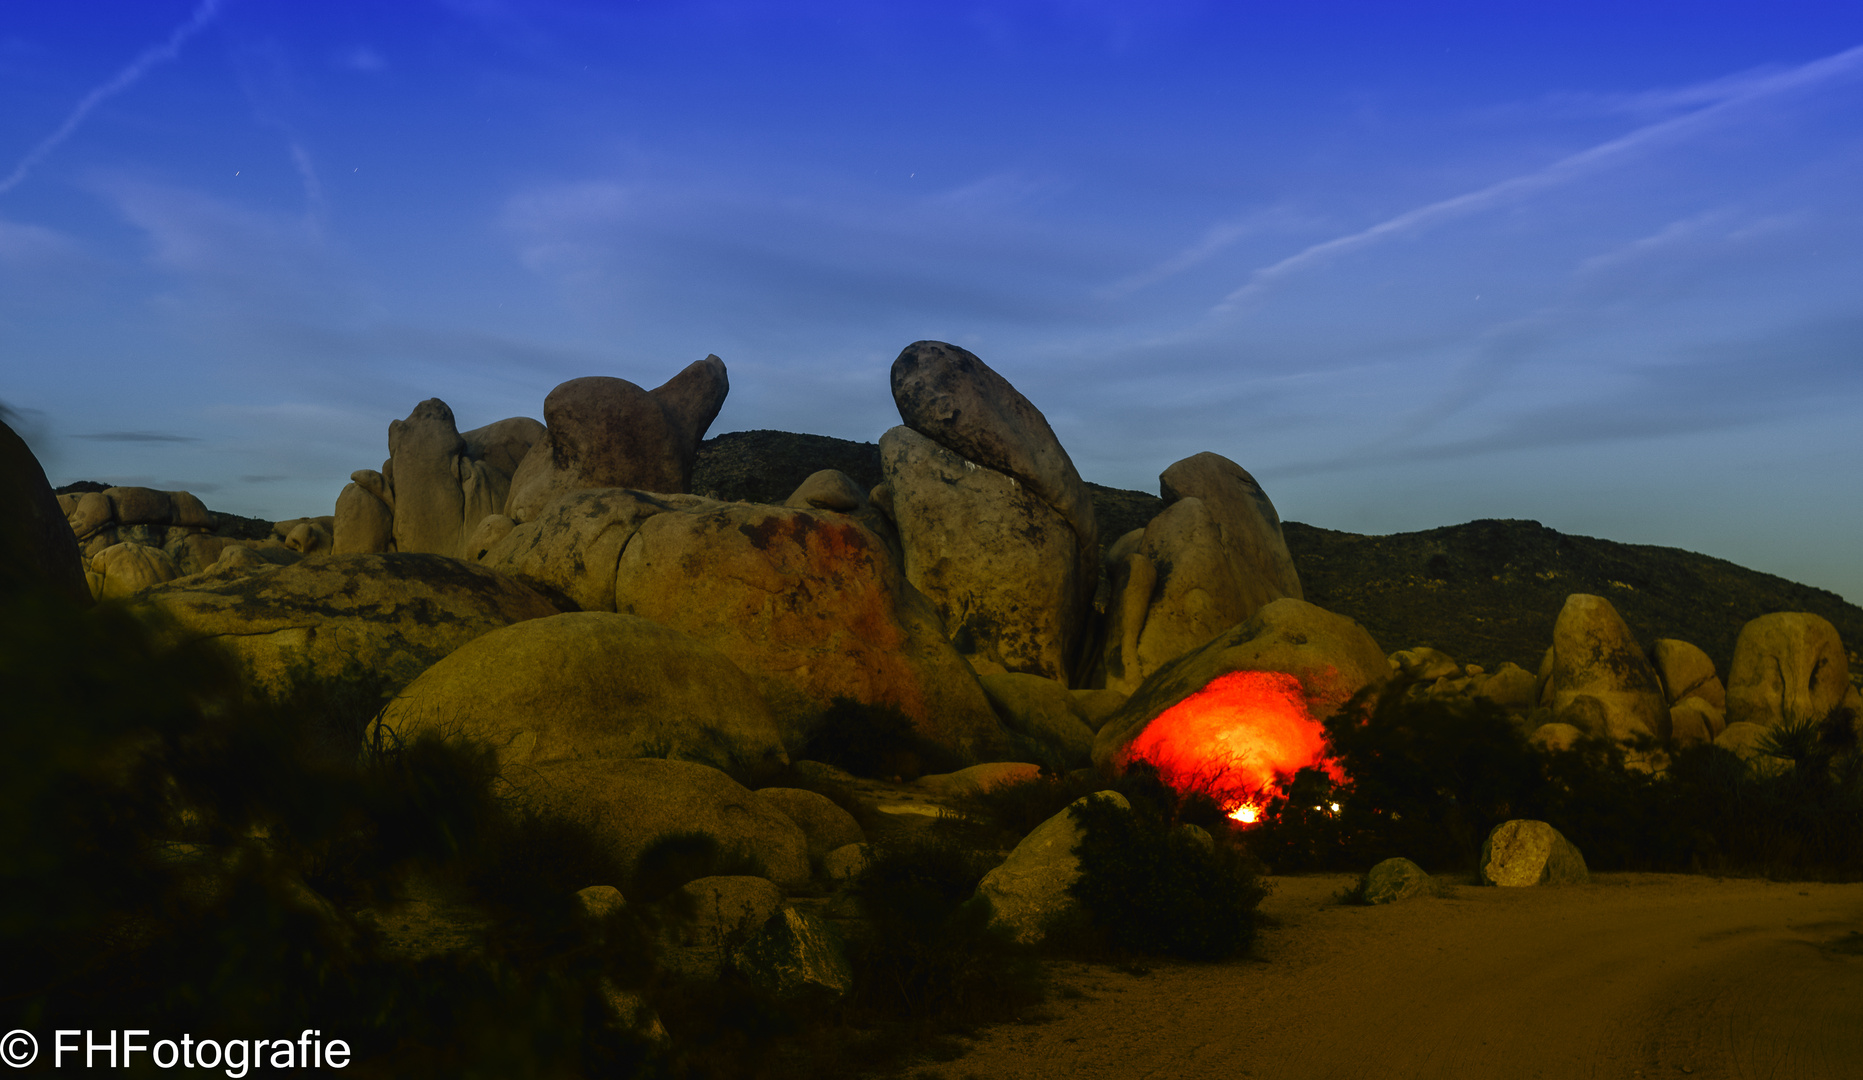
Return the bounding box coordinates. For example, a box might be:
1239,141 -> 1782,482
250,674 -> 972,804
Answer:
932,873 -> 1863,1080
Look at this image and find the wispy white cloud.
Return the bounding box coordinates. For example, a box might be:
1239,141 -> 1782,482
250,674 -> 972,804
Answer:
1212,42 -> 1863,313
0,217 -> 83,267
0,0 -> 229,198
1095,206 -> 1319,299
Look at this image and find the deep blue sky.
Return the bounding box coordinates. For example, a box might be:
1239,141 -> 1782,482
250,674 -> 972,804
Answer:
3,2 -> 1860,602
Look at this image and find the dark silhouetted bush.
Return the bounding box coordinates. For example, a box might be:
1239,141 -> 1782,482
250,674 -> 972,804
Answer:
1246,679 -> 1863,881
849,830 -> 1041,1021
797,695 -> 961,779
1067,793 -> 1269,960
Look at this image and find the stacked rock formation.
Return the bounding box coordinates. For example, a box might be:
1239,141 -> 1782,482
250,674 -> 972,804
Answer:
879,341 -> 1099,684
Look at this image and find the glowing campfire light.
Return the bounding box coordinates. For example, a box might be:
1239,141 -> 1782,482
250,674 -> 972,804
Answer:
1120,669 -> 1342,827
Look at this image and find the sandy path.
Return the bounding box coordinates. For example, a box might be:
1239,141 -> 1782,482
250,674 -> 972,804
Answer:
929,873 -> 1863,1080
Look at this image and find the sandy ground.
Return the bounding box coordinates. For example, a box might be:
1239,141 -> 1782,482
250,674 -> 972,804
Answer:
925,872 -> 1863,1080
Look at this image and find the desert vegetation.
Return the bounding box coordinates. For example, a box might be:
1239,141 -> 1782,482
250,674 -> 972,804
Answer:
1243,679 -> 1863,883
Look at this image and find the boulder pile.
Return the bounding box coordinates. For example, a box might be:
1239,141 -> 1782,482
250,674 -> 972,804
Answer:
17,335 -> 1860,983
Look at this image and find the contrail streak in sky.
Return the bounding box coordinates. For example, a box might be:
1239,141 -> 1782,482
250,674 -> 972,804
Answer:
1212,40 -> 1863,313
0,0 -> 229,198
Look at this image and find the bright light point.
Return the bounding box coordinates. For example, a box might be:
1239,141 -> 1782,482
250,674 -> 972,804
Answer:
1230,804 -> 1261,824
1330,802 -> 1342,813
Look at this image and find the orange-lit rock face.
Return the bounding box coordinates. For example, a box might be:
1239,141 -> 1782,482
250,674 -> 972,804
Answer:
1118,669 -> 1340,823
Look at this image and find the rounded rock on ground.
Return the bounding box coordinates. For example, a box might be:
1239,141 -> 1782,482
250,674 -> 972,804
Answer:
729,905 -> 854,1000
657,874 -> 783,979
89,541 -> 180,599
1479,820 -> 1588,887
1529,722 -> 1584,753
1070,688 -> 1129,731
576,885 -> 627,920
975,790 -> 1130,946
753,788 -> 864,861
1362,857 -> 1430,904
822,843 -> 871,884
979,672 -> 1096,768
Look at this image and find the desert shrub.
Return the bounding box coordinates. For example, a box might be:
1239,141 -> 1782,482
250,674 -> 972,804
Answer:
1247,682 -> 1551,872
797,696 -> 961,779
1247,676 -> 1863,881
0,586 -> 668,1078
957,759 -> 1229,850
1066,794 -> 1269,960
849,831 -> 1042,1022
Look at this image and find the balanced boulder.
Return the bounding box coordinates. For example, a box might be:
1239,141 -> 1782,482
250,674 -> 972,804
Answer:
881,425 -> 1087,682
504,357 -> 728,520
885,341 -> 1098,681
1478,820 -> 1588,886
379,611 -> 787,771
1725,613 -> 1851,729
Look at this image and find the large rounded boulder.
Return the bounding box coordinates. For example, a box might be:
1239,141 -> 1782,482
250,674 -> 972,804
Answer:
1725,612 -> 1851,729
137,553 -> 559,694
612,499 -> 1003,761
1540,594 -> 1667,742
379,611 -> 788,771
1093,598 -> 1387,769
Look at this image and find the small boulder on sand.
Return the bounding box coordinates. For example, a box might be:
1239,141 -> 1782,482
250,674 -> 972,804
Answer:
1479,820 -> 1588,887
1362,857 -> 1430,905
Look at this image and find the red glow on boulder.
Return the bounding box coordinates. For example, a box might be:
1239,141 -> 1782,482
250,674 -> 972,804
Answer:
1119,669 -> 1340,822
